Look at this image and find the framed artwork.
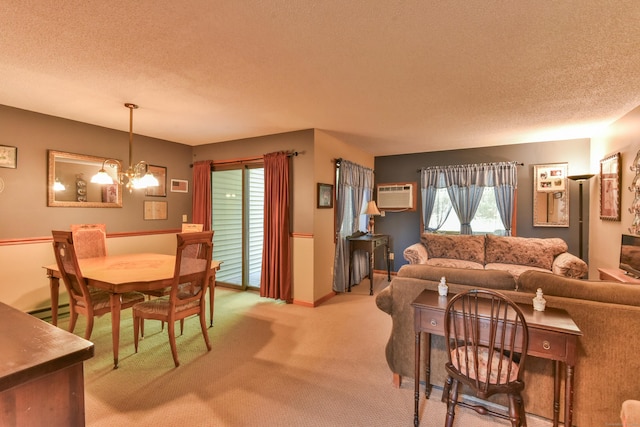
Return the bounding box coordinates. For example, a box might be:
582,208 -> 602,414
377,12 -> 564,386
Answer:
170,179 -> 189,193
145,165 -> 167,197
600,152 -> 621,221
143,200 -> 168,220
0,145 -> 17,169
317,183 -> 334,208
534,163 -> 566,192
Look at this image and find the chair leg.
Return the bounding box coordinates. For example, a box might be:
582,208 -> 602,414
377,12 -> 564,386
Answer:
68,310 -> 78,334
133,315 -> 140,352
168,320 -> 180,367
442,376 -> 452,403
444,379 -> 459,427
84,315 -> 94,340
199,311 -> 212,351
511,393 -> 527,427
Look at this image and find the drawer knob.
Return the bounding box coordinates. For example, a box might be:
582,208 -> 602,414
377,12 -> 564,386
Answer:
430,319 -> 438,327
542,340 -> 551,350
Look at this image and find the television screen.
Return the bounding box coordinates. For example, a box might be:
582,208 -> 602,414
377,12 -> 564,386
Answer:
619,234 -> 640,278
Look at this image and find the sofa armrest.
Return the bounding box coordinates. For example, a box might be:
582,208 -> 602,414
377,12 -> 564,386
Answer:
375,286 -> 393,314
403,242 -> 428,264
552,252 -> 588,278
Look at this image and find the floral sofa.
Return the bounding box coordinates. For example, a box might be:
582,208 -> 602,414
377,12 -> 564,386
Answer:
403,233 -> 588,279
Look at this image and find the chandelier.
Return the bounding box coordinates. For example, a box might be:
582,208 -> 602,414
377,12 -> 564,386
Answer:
90,103 -> 159,193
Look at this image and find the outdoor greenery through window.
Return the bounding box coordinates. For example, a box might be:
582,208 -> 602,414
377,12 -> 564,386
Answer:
427,187 -> 506,235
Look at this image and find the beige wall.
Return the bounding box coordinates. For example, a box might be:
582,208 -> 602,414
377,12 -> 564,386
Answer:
312,130 -> 374,302
589,105 -> 640,277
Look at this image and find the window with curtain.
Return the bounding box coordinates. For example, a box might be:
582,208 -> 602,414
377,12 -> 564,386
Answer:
421,162 -> 518,235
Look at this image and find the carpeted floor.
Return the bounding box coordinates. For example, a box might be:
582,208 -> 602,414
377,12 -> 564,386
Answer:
57,277 -> 553,426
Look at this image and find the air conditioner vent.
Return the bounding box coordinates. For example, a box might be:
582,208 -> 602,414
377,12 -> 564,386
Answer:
377,183 -> 414,210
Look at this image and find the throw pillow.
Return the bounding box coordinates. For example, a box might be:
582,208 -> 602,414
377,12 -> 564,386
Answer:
485,235 -> 567,270
421,234 -> 486,264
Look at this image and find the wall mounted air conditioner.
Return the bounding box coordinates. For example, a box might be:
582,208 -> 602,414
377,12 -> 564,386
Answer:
376,183 -> 415,210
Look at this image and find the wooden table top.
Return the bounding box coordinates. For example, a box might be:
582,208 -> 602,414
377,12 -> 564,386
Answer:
412,290 -> 582,336
0,302 -> 94,392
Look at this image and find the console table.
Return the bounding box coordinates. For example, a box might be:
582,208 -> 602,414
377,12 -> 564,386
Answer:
411,290 -> 582,427
598,267 -> 640,284
347,234 -> 391,295
0,302 -> 94,426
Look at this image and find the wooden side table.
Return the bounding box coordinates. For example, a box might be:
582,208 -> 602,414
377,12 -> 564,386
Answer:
598,267 -> 640,284
347,234 -> 391,295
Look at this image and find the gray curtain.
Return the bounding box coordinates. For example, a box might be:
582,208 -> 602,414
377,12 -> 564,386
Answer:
332,160 -> 374,293
419,162 -> 517,235
421,168 -> 450,233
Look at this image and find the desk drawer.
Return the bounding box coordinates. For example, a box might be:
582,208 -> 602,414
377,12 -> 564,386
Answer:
416,309 -> 445,334
528,329 -> 567,360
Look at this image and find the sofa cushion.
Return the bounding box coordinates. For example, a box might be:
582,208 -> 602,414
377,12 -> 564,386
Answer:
485,263 -> 551,280
485,235 -> 567,270
421,234 -> 486,265
397,264 -> 516,290
425,258 -> 484,270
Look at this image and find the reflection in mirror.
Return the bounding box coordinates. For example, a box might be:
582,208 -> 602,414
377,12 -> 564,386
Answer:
533,163 -> 569,227
48,150 -> 123,208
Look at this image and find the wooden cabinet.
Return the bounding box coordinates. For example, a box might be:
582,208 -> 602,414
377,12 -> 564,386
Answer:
0,302 -> 94,427
598,267 -> 640,284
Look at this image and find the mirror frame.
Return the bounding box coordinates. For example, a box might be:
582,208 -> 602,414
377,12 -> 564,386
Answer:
48,150 -> 123,208
533,163 -> 569,227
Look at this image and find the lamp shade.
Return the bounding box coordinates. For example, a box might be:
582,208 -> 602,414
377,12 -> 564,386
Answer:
363,200 -> 381,216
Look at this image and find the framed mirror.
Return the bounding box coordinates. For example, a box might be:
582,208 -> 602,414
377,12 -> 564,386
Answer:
48,150 -> 122,208
533,163 -> 569,227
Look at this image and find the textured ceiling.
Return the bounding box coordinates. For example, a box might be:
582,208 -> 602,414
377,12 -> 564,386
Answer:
1,1 -> 640,156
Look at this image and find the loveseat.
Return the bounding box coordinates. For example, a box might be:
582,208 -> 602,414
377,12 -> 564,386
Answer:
375,264 -> 640,427
404,233 -> 588,279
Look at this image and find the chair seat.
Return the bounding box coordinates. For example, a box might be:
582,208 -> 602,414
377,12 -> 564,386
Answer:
134,294 -> 200,316
77,290 -> 145,311
451,346 -> 520,385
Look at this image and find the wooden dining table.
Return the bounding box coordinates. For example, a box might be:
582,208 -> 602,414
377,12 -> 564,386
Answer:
44,253 -> 221,368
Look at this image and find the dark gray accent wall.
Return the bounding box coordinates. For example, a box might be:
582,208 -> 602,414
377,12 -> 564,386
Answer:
374,139 -> 591,271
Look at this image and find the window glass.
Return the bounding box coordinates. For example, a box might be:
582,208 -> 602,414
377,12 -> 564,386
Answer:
428,187 -> 505,234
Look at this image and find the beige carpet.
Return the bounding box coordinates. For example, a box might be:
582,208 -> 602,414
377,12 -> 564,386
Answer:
57,277 -> 554,426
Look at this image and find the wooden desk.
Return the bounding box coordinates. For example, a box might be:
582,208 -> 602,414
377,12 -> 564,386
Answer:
347,234 -> 391,295
0,302 -> 94,426
598,267 -> 640,284
45,253 -> 221,368
411,290 -> 581,427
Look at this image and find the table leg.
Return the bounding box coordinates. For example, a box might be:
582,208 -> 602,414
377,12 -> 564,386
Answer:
109,293 -> 122,369
565,363 -> 575,427
348,248 -> 354,292
425,333 -> 431,399
386,243 -> 391,281
414,331 -> 421,427
369,250 -> 374,295
48,274 -> 60,326
208,275 -> 215,328
552,360 -> 560,427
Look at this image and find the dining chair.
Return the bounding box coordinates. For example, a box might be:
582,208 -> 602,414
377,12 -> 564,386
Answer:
181,223 -> 203,232
442,289 -> 529,427
51,230 -> 145,340
132,231 -> 214,367
70,223 -> 107,259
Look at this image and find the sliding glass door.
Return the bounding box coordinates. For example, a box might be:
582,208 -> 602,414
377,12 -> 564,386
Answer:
211,166 -> 264,290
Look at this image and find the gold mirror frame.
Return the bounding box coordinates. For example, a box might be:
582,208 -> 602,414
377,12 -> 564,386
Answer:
533,163 -> 569,227
47,150 -> 123,208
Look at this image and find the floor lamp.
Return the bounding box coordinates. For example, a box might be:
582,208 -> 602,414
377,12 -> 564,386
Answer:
568,174 -> 595,260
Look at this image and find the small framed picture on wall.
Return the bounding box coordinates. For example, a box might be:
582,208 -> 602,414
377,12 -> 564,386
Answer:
317,183 -> 334,208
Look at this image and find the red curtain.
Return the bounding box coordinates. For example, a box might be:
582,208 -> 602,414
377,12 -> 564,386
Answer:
260,152 -> 292,302
192,160 -> 213,231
